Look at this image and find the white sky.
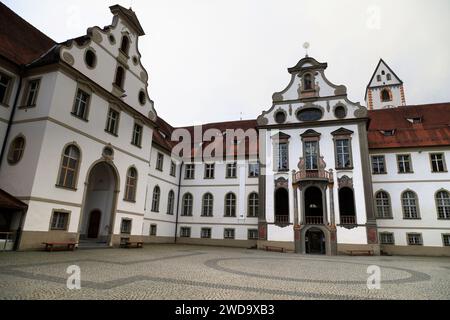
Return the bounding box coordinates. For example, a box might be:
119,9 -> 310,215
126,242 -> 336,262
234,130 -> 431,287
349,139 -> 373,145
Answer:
5,0 -> 450,127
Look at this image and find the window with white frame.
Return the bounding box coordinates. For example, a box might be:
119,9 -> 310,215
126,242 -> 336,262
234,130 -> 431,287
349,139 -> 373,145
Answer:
151,186 -> 160,212
436,191 -> 450,219
202,193 -> 214,217
402,191 -> 419,219
50,211 -> 69,230
224,228 -> 235,239
0,72 -> 12,105
132,123 -> 143,147
226,163 -> 237,178
335,139 -> 352,169
430,153 -> 446,173
397,154 -> 412,173
407,233 -> 422,245
248,163 -> 259,177
379,232 -> 394,245
375,191 -> 392,218
371,155 -> 386,174
304,141 -> 318,170
150,224 -> 157,236
204,163 -> 215,179
120,219 -> 132,234
182,193 -> 193,216
443,234 -> 450,246
185,164 -> 195,179
72,88 -> 90,120
170,161 -> 176,177
278,143 -> 289,171
248,229 -> 258,240
248,192 -> 259,217
180,227 -> 191,238
24,79 -> 40,107
224,193 -> 236,217
105,108 -> 120,135
167,190 -> 175,215
156,153 -> 164,171
201,228 -> 211,239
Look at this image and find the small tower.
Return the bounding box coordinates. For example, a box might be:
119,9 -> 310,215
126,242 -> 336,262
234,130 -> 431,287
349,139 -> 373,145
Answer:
365,59 -> 406,110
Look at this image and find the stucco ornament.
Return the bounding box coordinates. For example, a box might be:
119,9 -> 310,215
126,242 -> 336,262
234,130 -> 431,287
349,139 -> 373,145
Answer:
62,52 -> 75,65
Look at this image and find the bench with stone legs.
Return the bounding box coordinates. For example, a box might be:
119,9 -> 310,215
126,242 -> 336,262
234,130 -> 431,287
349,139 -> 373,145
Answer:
121,241 -> 144,249
263,245 -> 285,253
347,249 -> 374,256
42,242 -> 77,252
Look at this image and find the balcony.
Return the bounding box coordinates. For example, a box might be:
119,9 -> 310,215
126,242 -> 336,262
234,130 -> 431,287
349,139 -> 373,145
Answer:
275,215 -> 290,226
292,157 -> 333,184
305,216 -> 324,225
340,216 -> 356,225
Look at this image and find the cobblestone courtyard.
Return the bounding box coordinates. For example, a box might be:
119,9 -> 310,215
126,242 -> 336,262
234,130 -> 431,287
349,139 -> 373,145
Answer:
0,244 -> 449,300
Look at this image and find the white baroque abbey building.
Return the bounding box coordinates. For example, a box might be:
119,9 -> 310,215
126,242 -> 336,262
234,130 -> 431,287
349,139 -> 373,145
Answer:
0,4 -> 449,256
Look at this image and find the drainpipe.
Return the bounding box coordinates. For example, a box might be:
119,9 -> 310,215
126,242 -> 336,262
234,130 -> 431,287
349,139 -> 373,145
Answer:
0,66 -> 24,169
174,161 -> 184,243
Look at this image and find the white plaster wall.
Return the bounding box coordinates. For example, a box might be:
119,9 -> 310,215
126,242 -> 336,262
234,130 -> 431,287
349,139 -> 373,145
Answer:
368,86 -> 403,110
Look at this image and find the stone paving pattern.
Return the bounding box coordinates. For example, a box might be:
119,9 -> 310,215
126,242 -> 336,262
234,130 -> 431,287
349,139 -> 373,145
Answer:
0,244 -> 449,300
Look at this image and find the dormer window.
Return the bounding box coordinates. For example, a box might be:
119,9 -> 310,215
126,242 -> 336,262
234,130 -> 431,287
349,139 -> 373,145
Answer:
304,73 -> 313,90
380,130 -> 395,136
120,36 -> 130,55
381,89 -> 391,102
114,66 -> 125,89
406,117 -> 422,124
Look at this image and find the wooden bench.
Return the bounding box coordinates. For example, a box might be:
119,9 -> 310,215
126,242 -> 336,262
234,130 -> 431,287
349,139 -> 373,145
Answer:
264,245 -> 285,253
347,249 -> 374,256
42,242 -> 77,252
122,241 -> 144,249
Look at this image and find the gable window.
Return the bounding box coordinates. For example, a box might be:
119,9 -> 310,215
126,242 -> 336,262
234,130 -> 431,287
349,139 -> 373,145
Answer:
335,139 -> 352,169
156,153 -> 164,171
24,79 -> 40,107
375,191 -> 392,218
182,193 -> 193,216
381,89 -> 391,102
376,75 -> 381,82
397,154 -> 412,173
105,108 -> 120,135
402,191 -> 420,219
204,163 -> 215,179
120,36 -> 130,55
185,164 -> 195,179
334,106 -> 346,119
170,161 -> 176,177
248,229 -> 258,240
150,224 -> 157,236
0,72 -> 12,105
85,49 -> 96,68
72,88 -> 90,120
436,191 -> 450,219
371,155 -> 386,174
224,228 -> 235,239
226,162 -> 237,178
57,145 -> 80,189
248,163 -> 259,177
430,153 -> 446,173
114,66 -> 125,89
120,219 -> 132,234
180,227 -> 191,238
274,111 -> 286,124
304,141 -> 319,170
201,228 -> 212,239
7,136 -> 25,165
202,193 -> 214,217
131,123 -> 143,147
151,186 -> 160,212
167,190 -> 175,215
303,73 -> 313,90
248,192 -> 259,217
50,211 -> 70,231
224,193 -> 236,217
124,167 -> 138,202
407,233 -> 423,246
379,232 -> 394,245
386,73 -> 392,80
296,108 -> 323,122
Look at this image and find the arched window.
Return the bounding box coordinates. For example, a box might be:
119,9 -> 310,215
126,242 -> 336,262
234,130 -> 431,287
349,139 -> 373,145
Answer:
375,191 -> 391,218
386,73 -> 392,80
151,186 -> 160,212
381,89 -> 391,102
115,66 -> 125,89
182,193 -> 193,216
304,73 -> 313,90
124,167 -> 138,201
436,190 -> 450,219
402,191 -> 419,219
167,190 -> 175,215
7,136 -> 25,164
248,192 -> 259,217
57,144 -> 80,189
120,36 -> 130,55
224,193 -> 236,217
202,193 -> 214,217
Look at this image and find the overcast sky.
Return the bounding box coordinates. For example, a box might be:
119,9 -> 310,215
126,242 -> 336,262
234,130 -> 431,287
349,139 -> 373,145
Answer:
5,0 -> 450,127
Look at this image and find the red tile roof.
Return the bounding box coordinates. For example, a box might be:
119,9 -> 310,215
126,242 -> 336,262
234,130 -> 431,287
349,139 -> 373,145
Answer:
0,2 -> 55,66
368,103 -> 450,149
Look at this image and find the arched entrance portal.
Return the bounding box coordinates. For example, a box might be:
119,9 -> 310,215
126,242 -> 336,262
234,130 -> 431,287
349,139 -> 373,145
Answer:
80,162 -> 118,244
304,186 -> 323,224
305,228 -> 326,254
274,188 -> 289,224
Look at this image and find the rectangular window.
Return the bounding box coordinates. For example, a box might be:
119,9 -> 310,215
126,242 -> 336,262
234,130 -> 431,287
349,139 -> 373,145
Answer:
443,234 -> 450,246
24,79 -> 40,107
397,154 -> 412,173
201,228 -> 212,239
156,153 -> 164,171
170,161 -> 176,177
204,163 -> 215,179
335,139 -> 352,168
278,143 -> 289,171
150,224 -> 157,236
224,228 -> 235,239
226,163 -> 237,178
430,153 -> 446,172
0,72 -> 12,105
379,232 -> 394,245
185,164 -> 195,179
248,163 -> 259,177
105,108 -> 120,135
72,88 -> 90,120
131,123 -> 143,147
304,141 -> 318,170
407,233 -> 423,246
248,229 -> 258,240
180,227 -> 191,238
120,219 -> 132,234
371,155 -> 386,174
50,211 -> 69,230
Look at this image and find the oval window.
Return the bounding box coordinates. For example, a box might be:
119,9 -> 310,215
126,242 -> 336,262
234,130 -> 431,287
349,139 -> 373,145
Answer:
109,34 -> 116,44
85,50 -> 96,68
7,136 -> 25,164
296,108 -> 323,121
334,106 -> 346,119
139,91 -> 146,105
274,111 -> 286,124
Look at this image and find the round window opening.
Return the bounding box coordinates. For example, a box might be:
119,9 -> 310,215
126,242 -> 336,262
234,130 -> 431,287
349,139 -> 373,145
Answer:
334,106 -> 346,119
132,56 -> 138,65
85,50 -> 96,68
296,108 -> 323,122
275,111 -> 286,124
139,91 -> 146,105
109,34 -> 116,44
103,146 -> 114,158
